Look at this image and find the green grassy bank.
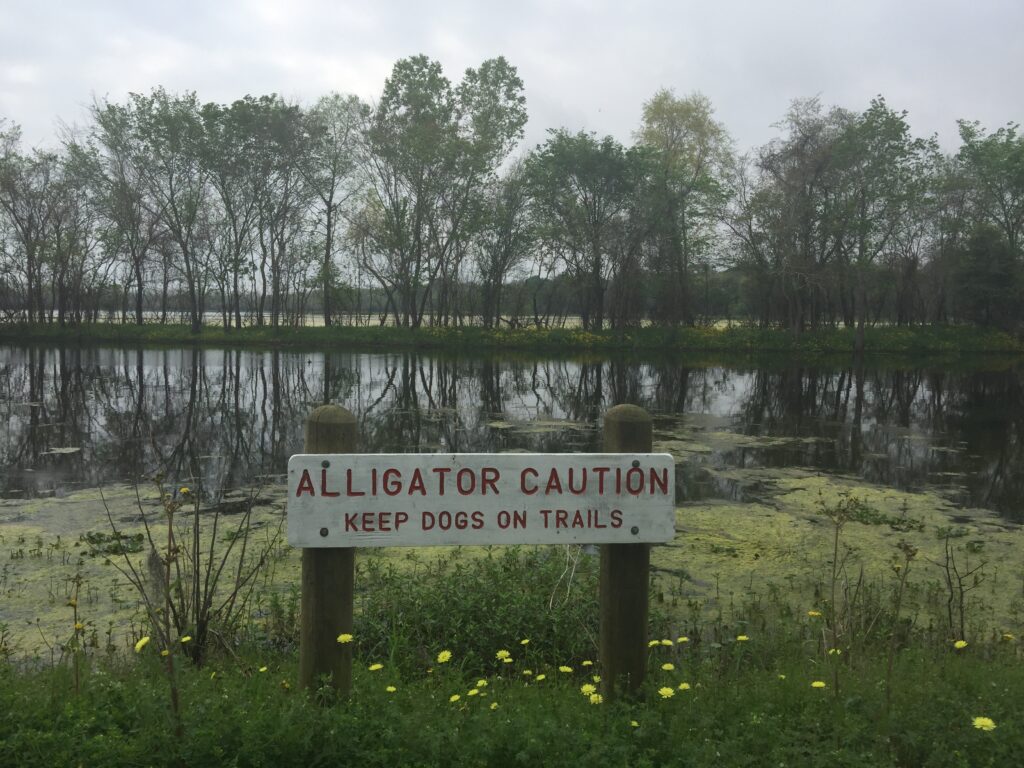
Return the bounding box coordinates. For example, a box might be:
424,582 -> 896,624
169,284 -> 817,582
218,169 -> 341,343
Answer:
1,321 -> 1022,358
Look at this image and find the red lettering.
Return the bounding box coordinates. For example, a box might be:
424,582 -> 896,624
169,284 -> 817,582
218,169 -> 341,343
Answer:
481,467 -> 499,495
571,510 -> 585,528
610,509 -> 623,528
545,469 -> 563,495
568,468 -> 586,495
321,468 -> 340,497
626,467 -> 644,494
346,469 -> 365,497
383,468 -> 401,496
539,508 -> 552,527
344,512 -> 359,531
295,469 -> 315,497
408,469 -> 426,495
472,511 -> 485,529
555,509 -> 568,527
594,467 -> 610,494
432,467 -> 451,495
395,512 -> 409,529
650,467 -> 669,496
361,512 -> 376,531
456,468 -> 476,496
521,468 -> 539,495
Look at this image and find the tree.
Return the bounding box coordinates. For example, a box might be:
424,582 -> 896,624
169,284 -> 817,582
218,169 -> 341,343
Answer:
957,121 -> 1024,259
636,90 -> 731,325
526,130 -> 638,330
356,55 -> 527,327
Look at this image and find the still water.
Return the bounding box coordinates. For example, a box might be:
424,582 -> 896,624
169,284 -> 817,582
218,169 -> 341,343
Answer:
1,345 -> 1021,521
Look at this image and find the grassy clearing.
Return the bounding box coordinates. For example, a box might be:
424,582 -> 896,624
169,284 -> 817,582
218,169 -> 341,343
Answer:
1,321 -> 1022,358
1,545 -> 1022,766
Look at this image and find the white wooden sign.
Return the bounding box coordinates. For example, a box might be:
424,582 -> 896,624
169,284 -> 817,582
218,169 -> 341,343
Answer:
287,453 -> 676,547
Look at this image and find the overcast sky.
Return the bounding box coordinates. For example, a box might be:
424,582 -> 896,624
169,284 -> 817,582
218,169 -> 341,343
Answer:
2,0 -> 1021,155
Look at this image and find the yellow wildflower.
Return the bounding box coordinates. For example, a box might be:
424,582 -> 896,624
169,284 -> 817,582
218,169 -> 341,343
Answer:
736,635 -> 750,642
386,685 -> 397,693
160,649 -> 169,657
535,674 -> 546,681
580,683 -> 597,696
811,681 -> 826,688
66,598 -> 77,608
495,649 -> 511,661
677,636 -> 689,644
368,663 -> 383,671
647,640 -> 660,648
660,639 -> 673,647
180,636 -> 192,644
1002,633 -> 1015,641
449,694 -> 461,703
592,675 -> 601,683
589,693 -> 603,705
807,610 -> 822,618
468,689 -> 480,697
259,666 -> 268,673
490,702 -> 499,710
520,638 -> 530,646
558,665 -> 573,673
778,674 -> 786,680
661,662 -> 675,671
336,633 -> 353,644
522,669 -> 533,676
972,716 -> 996,731
678,682 -> 691,691
179,487 -> 190,495
437,649 -> 452,664
476,679 -> 488,688
658,687 -> 675,699
581,660 -> 593,667
828,648 -> 841,656
630,720 -> 639,728
501,657 -> 513,664
134,636 -> 150,653
74,622 -> 84,631
953,640 -> 968,650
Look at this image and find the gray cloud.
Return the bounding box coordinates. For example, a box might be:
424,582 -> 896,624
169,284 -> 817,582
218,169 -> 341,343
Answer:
1,0 -> 1021,153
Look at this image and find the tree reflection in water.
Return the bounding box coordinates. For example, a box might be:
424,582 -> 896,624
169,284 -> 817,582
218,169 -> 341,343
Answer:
0,346 -> 1021,520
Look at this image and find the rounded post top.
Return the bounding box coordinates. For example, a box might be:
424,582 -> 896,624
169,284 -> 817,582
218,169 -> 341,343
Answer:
307,404 -> 357,426
603,404 -> 652,424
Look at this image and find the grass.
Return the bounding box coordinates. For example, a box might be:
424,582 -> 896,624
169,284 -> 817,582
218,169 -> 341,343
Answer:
2,542 -> 1022,766
1,321 -> 1022,359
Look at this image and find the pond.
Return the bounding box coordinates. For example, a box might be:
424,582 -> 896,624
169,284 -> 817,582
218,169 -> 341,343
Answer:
1,344 -> 1022,653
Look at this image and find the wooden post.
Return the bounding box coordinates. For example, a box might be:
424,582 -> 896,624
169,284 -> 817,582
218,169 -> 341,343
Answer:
299,404 -> 357,695
600,404 -> 652,700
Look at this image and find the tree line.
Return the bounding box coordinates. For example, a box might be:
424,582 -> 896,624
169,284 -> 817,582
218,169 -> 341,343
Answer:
1,55 -> 1022,341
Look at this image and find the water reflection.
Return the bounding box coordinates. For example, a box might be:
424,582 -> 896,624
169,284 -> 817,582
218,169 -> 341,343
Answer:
0,346 -> 1021,520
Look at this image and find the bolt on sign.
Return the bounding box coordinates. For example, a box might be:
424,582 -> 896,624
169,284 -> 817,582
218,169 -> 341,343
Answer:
287,453 -> 676,547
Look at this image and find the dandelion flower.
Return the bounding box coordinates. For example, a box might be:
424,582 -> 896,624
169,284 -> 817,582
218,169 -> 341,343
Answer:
490,702 -> 499,710
807,610 -> 822,618
336,633 -> 353,644
259,666 -> 268,673
134,636 -> 150,653
368,663 -> 383,671
778,674 -> 786,680
630,720 -> 639,728
736,635 -> 750,642
661,662 -> 675,671
476,679 -> 488,688
520,638 -> 530,646
558,665 -> 573,673
161,649 -> 170,657
522,669 -> 533,676
535,674 -> 546,681
592,675 -> 601,683
502,657 -> 513,664
386,685 -> 397,693
1002,633 -> 1015,642
678,682 -> 691,691
74,622 -> 84,631
180,636 -> 192,644
437,649 -> 452,664
658,687 -> 675,699
496,649 -> 511,661
589,693 -> 603,705
828,648 -> 841,656
468,689 -> 480,697
953,640 -> 968,650
972,716 -> 996,731
179,487 -> 190,495
811,681 -> 826,688
580,683 -> 597,696
647,640 -> 660,648
449,694 -> 461,703
677,636 -> 689,644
